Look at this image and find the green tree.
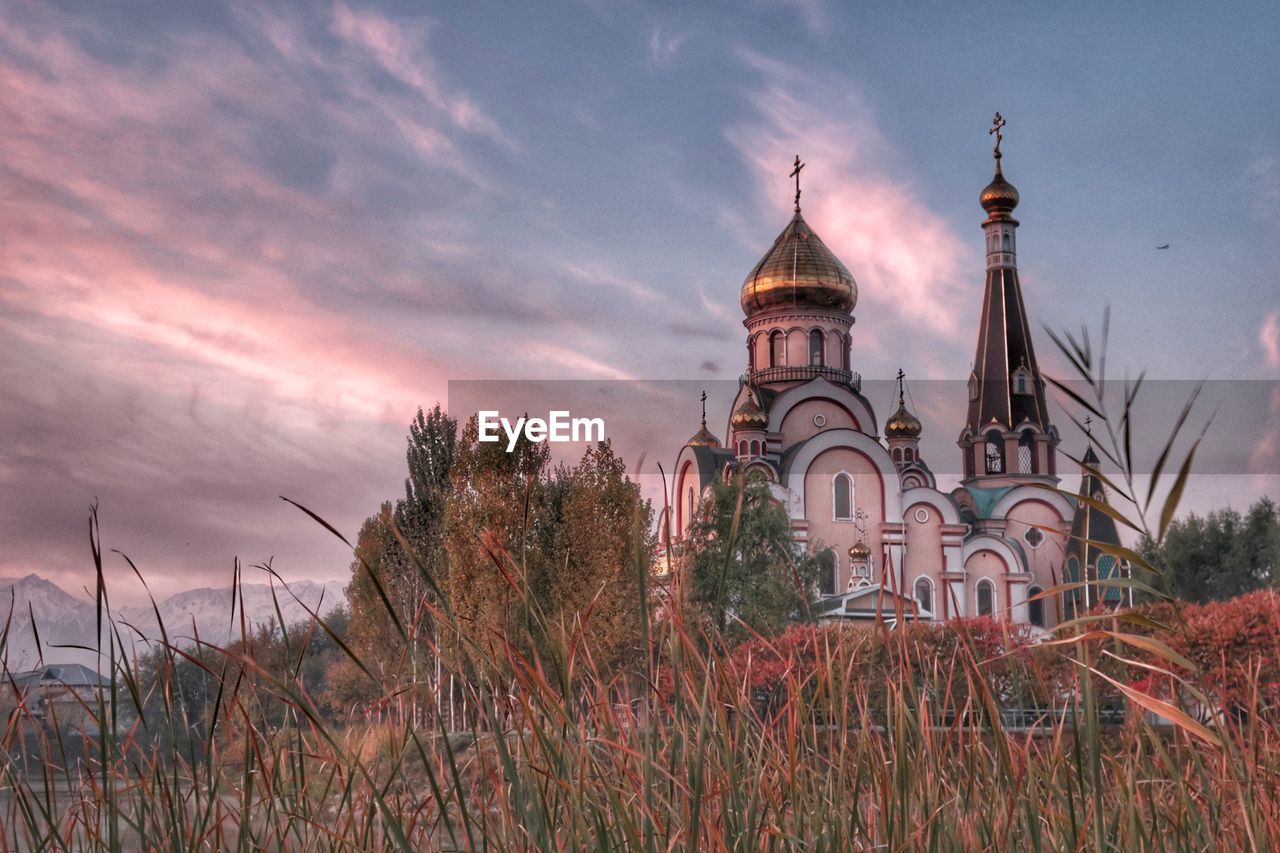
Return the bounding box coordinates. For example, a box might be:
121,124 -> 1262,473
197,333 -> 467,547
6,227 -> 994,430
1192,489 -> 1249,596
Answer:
685,477 -> 826,645
1141,497 -> 1280,603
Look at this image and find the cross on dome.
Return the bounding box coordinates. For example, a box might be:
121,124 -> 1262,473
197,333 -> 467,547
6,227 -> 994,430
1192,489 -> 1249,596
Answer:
790,155 -> 805,212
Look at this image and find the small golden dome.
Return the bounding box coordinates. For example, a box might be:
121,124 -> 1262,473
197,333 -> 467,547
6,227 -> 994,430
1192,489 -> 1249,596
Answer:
848,540 -> 871,560
740,211 -> 857,317
885,401 -> 922,439
730,397 -> 769,430
687,426 -> 720,447
980,167 -> 1020,215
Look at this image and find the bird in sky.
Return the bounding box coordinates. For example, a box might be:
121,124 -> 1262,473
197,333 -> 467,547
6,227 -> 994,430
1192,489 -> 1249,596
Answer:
1157,243 -> 1170,249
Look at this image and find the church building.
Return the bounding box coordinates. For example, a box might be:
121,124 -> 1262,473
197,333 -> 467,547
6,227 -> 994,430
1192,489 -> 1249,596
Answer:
669,119 -> 1122,628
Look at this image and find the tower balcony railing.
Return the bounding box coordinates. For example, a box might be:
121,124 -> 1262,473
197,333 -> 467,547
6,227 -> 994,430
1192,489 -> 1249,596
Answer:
746,365 -> 861,391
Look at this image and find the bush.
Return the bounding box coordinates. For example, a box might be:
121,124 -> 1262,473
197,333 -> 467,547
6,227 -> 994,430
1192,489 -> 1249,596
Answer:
1129,590 -> 1280,717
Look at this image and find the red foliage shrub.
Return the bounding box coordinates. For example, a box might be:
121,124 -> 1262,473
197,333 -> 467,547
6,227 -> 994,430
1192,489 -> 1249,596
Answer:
1131,590 -> 1280,715
722,617 -> 1072,715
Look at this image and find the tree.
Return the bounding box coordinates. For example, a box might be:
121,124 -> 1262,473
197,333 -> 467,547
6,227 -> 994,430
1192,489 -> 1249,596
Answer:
442,414 -> 555,683
1141,497 -> 1280,603
345,503 -> 414,675
399,404 -> 457,577
684,477 -> 826,645
344,405 -> 457,723
551,440 -> 654,675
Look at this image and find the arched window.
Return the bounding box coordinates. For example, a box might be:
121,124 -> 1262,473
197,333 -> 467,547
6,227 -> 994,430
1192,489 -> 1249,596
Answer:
914,577 -> 933,616
1002,233 -> 1011,252
686,487 -> 695,530
976,579 -> 995,616
985,431 -> 1004,474
749,439 -> 760,456
833,472 -> 854,520
892,447 -> 902,463
841,334 -> 851,371
808,329 -> 824,366
1018,431 -> 1035,474
770,331 -> 785,367
820,555 -> 836,596
904,447 -> 914,463
1097,555 -> 1120,603
1028,585 -> 1045,627
738,440 -> 747,456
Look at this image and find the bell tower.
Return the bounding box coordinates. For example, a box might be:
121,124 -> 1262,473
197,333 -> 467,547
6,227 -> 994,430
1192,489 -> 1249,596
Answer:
959,114 -> 1059,485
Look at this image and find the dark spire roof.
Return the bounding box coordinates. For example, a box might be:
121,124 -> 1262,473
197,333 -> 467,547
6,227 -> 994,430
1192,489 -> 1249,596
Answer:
1065,442 -> 1124,604
964,157 -> 1051,436
965,266 -> 1051,432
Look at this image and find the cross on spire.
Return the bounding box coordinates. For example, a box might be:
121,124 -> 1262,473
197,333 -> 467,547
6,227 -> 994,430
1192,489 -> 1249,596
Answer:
989,112 -> 1006,160
700,389 -> 707,429
1084,415 -> 1094,440
790,155 -> 805,212
896,368 -> 906,405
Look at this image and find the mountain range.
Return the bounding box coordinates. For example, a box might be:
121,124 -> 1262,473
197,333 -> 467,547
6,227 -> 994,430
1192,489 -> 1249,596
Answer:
0,573 -> 345,672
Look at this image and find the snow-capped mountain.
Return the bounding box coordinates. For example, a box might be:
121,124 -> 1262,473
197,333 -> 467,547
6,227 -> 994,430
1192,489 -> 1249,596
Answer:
1,574 -> 346,672
117,580 -> 346,650
0,574 -> 102,670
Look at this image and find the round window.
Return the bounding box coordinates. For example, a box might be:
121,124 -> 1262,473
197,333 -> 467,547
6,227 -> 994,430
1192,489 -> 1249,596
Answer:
913,508 -> 930,524
1024,527 -> 1045,549
812,413 -> 827,428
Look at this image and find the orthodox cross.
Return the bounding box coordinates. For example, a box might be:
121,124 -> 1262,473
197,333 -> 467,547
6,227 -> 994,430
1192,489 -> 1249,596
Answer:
1084,415 -> 1093,440
989,112 -> 1006,159
790,155 -> 805,212
700,389 -> 708,428
896,368 -> 906,405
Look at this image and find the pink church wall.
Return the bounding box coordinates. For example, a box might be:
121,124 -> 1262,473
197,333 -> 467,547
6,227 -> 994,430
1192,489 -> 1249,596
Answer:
676,461 -> 697,536
779,398 -> 858,446
749,333 -> 770,369
803,447 -> 884,591
963,550 -> 1007,616
903,502 -> 945,590
786,329 -> 807,365
1003,498 -> 1069,626
826,331 -> 845,367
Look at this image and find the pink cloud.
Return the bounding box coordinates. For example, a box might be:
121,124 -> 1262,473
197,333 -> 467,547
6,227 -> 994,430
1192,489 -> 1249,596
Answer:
1248,385 -> 1280,507
330,1 -> 516,149
1261,309 -> 1280,370
724,50 -> 980,378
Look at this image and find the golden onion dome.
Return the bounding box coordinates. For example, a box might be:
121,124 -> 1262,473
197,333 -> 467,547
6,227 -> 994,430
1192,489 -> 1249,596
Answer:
730,397 -> 769,430
848,540 -> 871,560
740,211 -> 857,317
885,401 -> 923,439
687,425 -> 720,447
980,165 -> 1020,215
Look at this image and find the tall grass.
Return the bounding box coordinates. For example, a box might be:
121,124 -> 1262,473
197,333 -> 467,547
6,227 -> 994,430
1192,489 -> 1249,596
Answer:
3,317 -> 1277,850
3,553 -> 1278,850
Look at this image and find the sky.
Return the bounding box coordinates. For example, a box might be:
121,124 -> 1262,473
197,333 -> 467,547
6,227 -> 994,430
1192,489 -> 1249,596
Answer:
1,0 -> 1277,603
